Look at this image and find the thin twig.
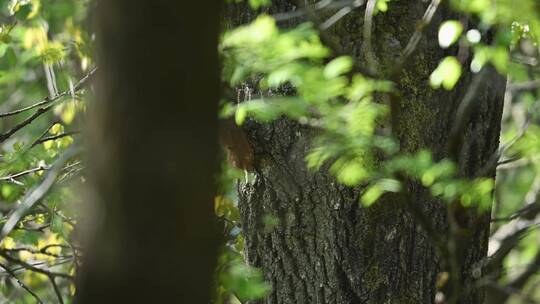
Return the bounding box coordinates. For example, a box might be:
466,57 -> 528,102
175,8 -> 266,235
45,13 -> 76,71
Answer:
57,161 -> 84,184
507,79 -> 540,92
475,119 -> 530,177
0,165 -> 49,182
0,257 -> 73,277
0,250 -> 74,281
384,0 -> 443,133
396,0 -> 442,70
4,244 -> 75,259
27,121 -> 60,150
0,147 -> 79,240
496,156 -> 524,169
273,0 -> 356,22
507,245 -> 540,289
0,262 -> 43,303
294,0 -> 378,78
362,0 -> 377,72
0,104 -> 55,144
447,67 -> 490,161
0,97 -> 52,118
49,275 -> 65,304
482,280 -> 537,304
0,67 -> 96,144
0,67 -> 96,119
31,131 -> 79,148
320,0 -> 366,30
488,220 -> 540,277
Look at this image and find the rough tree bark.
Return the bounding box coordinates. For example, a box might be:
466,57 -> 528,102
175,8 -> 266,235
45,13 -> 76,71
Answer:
228,1 -> 505,303
77,1 -> 221,303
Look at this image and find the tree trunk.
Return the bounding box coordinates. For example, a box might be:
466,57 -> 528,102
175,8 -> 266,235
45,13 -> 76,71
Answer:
77,1 -> 221,303
229,1 -> 505,303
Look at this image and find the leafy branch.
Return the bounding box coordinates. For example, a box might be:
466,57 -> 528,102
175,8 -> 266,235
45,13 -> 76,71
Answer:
0,67 -> 96,144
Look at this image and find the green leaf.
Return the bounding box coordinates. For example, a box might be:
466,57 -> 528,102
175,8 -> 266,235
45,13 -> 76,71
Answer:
450,0 -> 489,14
50,123 -> 64,135
421,160 -> 456,186
248,0 -> 271,9
222,15 -> 277,48
491,47 -> 509,73
1,184 -> 14,199
361,179 -> 402,207
361,184 -> 384,207
0,44 -> 8,57
438,20 -> 463,48
14,3 -> 33,20
265,63 -> 301,87
376,0 -> 390,13
331,160 -> 369,186
323,56 -> 352,79
429,56 -> 462,90
466,29 -> 482,44
235,98 -> 308,123
5,47 -> 16,68
51,214 -> 64,235
11,230 -> 40,245
40,42 -> 66,64
235,107 -> 247,125
224,262 -> 272,301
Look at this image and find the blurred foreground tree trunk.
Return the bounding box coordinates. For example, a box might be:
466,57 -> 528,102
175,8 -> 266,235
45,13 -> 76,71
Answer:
227,1 -> 505,303
77,1 -> 221,303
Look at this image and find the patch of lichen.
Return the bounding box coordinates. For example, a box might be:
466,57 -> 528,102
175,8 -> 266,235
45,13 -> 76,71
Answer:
364,264 -> 387,290
326,12 -> 363,59
323,4 -> 443,156
395,70 -> 438,152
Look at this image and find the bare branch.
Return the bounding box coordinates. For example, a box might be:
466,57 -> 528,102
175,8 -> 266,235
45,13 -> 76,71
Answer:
362,0 -> 377,72
476,119 -> 530,177
0,147 -> 79,240
0,97 -> 53,119
0,250 -> 74,281
0,165 -> 49,182
273,0 -> 360,22
0,104 -> 55,144
320,0 -> 366,30
392,0 -> 442,74
487,213 -> 540,276
31,131 -> 79,148
293,0 -> 378,78
49,275 -> 65,304
507,250 -> 540,291
484,280 -> 537,304
4,243 -> 77,259
447,67 -> 491,161
27,121 -> 60,149
0,67 -> 96,119
507,79 -> 540,92
0,262 -> 43,303
0,67 -> 96,144
0,257 -> 73,277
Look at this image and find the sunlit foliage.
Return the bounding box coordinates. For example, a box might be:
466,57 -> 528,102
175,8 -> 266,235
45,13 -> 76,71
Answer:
0,0 -> 90,302
217,0 -> 540,302
0,0 -> 539,302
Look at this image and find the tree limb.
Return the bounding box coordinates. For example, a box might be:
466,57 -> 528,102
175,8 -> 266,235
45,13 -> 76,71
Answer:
0,262 -> 43,303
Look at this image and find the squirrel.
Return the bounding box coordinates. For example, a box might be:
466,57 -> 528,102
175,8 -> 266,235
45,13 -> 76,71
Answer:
218,118 -> 254,172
